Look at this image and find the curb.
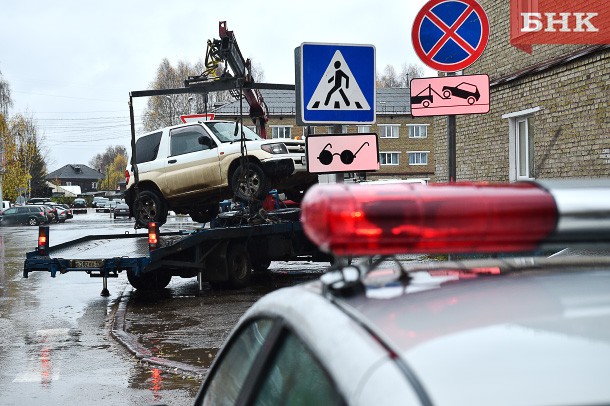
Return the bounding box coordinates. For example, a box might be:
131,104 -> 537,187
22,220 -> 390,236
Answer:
110,287 -> 207,378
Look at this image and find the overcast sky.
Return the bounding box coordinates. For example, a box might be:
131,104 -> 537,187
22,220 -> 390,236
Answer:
0,0 -> 434,171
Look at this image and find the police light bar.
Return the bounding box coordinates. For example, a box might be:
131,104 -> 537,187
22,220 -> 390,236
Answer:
301,180 -> 610,256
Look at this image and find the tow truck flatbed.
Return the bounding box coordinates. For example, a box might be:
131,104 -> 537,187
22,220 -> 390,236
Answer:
24,219 -> 329,295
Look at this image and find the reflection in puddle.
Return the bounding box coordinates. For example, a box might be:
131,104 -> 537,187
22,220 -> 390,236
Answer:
150,368 -> 163,401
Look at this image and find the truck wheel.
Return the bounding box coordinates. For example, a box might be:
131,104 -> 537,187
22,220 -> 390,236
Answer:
134,190 -> 167,228
190,204 -> 220,223
28,217 -> 39,226
127,269 -> 172,290
252,259 -> 271,273
231,163 -> 270,202
226,242 -> 251,288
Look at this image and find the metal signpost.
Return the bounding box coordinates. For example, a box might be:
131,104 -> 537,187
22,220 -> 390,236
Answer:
412,0 -> 489,182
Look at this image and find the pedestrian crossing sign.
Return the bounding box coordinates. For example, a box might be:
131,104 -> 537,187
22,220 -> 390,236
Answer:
296,43 -> 376,125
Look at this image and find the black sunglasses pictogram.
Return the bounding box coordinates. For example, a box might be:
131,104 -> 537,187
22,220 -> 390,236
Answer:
317,142 -> 370,165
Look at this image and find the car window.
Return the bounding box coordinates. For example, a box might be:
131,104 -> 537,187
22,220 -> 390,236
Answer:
199,318 -> 274,406
252,331 -> 344,406
205,122 -> 261,143
135,131 -> 162,164
170,126 -> 213,156
3,208 -> 17,215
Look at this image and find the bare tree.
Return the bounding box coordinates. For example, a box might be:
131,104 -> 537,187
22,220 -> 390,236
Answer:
0,69 -> 13,117
89,145 -> 128,174
378,65 -> 401,88
400,63 -> 425,87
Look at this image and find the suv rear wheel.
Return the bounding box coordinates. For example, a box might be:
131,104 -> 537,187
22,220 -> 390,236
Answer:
134,190 -> 167,227
189,204 -> 220,223
231,163 -> 270,202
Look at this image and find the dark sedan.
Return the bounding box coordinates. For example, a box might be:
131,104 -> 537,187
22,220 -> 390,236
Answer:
113,203 -> 131,219
0,206 -> 49,226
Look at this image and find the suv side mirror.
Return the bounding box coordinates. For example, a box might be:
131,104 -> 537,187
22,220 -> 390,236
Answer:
198,135 -> 214,149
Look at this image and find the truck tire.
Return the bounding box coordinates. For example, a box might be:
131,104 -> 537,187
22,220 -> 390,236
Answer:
134,190 -> 167,228
190,204 -> 220,223
252,259 -> 271,273
231,163 -> 270,202
226,242 -> 251,288
127,269 -> 172,291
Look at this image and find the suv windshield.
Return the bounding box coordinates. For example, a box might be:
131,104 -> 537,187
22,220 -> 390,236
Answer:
204,122 -> 261,143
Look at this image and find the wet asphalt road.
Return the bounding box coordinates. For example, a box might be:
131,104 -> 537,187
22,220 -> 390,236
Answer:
0,210 -> 328,405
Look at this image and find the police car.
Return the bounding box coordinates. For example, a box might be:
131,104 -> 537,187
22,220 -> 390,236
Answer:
194,180 -> 610,406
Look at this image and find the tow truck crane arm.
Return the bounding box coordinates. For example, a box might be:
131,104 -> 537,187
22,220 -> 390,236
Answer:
185,21 -> 269,138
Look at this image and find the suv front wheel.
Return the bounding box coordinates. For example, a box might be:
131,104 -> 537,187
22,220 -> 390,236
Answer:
134,190 -> 167,227
231,163 -> 270,202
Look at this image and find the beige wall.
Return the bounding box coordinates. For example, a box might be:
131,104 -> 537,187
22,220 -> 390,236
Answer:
433,0 -> 610,182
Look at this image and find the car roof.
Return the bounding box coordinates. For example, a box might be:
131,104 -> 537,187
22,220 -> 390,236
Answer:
245,256 -> 610,406
328,258 -> 610,406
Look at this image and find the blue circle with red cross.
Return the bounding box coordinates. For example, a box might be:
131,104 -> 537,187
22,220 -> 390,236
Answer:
412,0 -> 489,72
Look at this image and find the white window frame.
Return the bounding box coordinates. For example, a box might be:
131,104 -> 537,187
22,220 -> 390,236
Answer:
302,127 -> 316,137
407,124 -> 428,139
408,151 -> 429,165
357,125 -> 371,133
503,107 -> 541,181
379,151 -> 400,166
66,181 -> 72,186
271,126 -> 292,139
379,124 -> 400,138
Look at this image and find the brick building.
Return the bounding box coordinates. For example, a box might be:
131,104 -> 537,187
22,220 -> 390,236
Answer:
433,0 -> 610,182
214,88 -> 436,181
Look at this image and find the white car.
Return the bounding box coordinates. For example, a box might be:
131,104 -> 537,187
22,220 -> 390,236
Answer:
125,121 -> 317,227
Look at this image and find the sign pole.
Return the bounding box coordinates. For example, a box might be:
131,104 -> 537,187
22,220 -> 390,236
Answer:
447,74 -> 457,182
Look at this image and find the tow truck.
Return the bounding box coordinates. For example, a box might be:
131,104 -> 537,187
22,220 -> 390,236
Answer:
23,22 -> 329,295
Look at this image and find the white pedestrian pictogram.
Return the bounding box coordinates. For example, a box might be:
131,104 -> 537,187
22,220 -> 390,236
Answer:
307,50 -> 371,111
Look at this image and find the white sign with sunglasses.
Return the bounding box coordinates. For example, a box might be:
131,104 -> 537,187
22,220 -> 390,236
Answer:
305,133 -> 379,174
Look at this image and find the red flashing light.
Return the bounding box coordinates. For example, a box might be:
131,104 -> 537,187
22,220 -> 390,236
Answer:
38,226 -> 50,256
301,182 -> 559,256
148,222 -> 159,251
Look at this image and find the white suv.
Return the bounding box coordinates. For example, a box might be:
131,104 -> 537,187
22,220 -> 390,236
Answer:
125,121 -> 316,227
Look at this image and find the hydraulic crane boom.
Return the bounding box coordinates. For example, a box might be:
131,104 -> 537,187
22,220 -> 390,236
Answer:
185,21 -> 269,138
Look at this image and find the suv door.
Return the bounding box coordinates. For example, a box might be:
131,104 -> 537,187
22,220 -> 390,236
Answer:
161,125 -> 222,197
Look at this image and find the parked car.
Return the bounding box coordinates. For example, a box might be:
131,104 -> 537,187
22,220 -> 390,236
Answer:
26,197 -> 51,205
95,202 -> 111,213
113,203 -> 131,219
73,198 -> 87,208
195,180 -> 610,406
92,197 -> 109,208
0,205 -> 49,226
56,204 -> 73,219
40,205 -> 57,223
125,121 -> 318,227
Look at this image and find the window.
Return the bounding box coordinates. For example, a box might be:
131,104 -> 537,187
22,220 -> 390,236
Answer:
379,124 -> 399,138
516,117 -> 535,179
170,126 -> 212,156
379,152 -> 400,165
201,319 -> 274,405
408,151 -> 429,165
271,126 -> 292,139
302,127 -> 316,137
135,131 -> 163,164
65,181 -> 72,186
503,107 -> 540,181
253,332 -> 343,405
326,125 -> 347,134
92,182 -> 97,190
408,125 -> 428,138
357,125 -> 370,133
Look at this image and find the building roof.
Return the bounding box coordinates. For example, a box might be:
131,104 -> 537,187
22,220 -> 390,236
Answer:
213,87 -> 412,117
45,164 -> 104,181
